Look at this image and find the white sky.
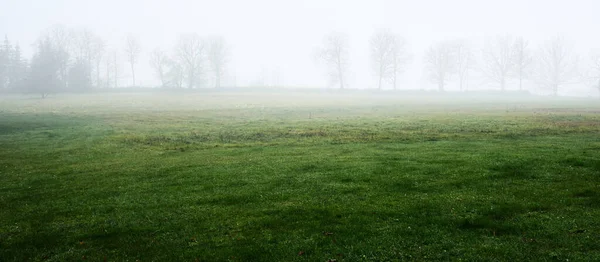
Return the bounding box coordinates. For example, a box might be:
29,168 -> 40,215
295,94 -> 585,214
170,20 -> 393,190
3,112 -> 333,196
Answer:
1,0 -> 599,95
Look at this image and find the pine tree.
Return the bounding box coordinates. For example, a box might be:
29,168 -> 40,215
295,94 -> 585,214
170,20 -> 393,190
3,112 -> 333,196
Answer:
0,36 -> 12,89
8,44 -> 28,90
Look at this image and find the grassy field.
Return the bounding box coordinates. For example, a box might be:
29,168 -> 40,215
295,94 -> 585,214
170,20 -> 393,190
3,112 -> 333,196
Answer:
0,91 -> 599,261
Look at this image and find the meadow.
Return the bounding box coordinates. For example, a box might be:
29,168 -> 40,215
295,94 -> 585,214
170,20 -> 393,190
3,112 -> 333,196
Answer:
0,91 -> 599,261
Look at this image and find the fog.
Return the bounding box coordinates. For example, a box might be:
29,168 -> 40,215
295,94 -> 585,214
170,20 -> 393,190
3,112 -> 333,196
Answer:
1,0 -> 599,96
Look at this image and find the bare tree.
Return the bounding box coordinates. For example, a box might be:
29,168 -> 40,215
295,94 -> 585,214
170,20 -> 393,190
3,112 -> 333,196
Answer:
91,37 -> 105,87
109,49 -> 120,88
175,34 -> 205,88
453,40 -> 475,91
71,28 -> 96,88
105,51 -> 112,88
388,36 -> 410,90
150,48 -> 170,87
425,41 -> 455,91
370,30 -> 395,90
43,25 -> 72,89
482,35 -> 515,91
125,34 -> 141,87
512,37 -> 533,91
537,36 -> 578,96
590,53 -> 600,96
207,36 -> 229,88
168,60 -> 184,88
317,32 -> 349,89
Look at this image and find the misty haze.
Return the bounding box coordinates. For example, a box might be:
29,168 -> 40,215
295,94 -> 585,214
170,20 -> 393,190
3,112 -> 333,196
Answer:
1,0 -> 599,261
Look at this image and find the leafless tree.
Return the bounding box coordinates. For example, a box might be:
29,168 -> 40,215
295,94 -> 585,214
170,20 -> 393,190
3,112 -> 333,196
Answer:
168,60 -> 184,88
370,30 -> 410,90
317,32 -> 349,89
125,34 -> 141,87
105,51 -> 112,88
388,36 -> 410,90
536,36 -> 579,96
590,53 -> 600,96
91,37 -> 105,87
512,37 -> 533,91
109,49 -> 121,88
370,30 -> 395,90
71,28 -> 96,85
42,25 -> 72,89
453,40 -> 475,91
425,41 -> 455,91
207,36 -> 229,88
150,48 -> 170,87
175,34 -> 205,88
482,35 -> 515,91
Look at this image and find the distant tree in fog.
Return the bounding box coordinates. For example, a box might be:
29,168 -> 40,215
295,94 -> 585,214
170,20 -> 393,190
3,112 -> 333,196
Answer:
317,32 -> 349,89
590,53 -> 600,96
42,25 -> 71,89
536,36 -> 578,96
425,41 -> 455,91
9,44 -> 28,90
207,36 -> 229,88
68,59 -> 92,89
150,48 -> 170,87
481,35 -> 515,91
125,34 -> 141,87
370,30 -> 394,90
512,37 -> 533,91
28,37 -> 62,97
370,30 -> 410,90
167,61 -> 184,88
71,29 -> 96,88
174,34 -> 205,88
0,36 -> 28,90
0,36 -> 9,89
388,35 -> 410,90
108,49 -> 121,88
453,40 -> 475,91
91,37 -> 105,87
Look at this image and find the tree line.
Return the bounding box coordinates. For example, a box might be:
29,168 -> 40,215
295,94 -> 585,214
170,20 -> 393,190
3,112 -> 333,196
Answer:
0,26 -> 230,98
316,31 -> 600,96
1,26 -> 600,98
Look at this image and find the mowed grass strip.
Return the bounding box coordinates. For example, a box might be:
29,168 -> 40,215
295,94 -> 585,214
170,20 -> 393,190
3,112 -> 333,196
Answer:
0,94 -> 599,261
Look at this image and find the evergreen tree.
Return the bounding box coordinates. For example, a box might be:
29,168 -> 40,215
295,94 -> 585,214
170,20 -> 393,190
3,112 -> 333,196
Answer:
0,36 -> 11,89
8,44 -> 28,90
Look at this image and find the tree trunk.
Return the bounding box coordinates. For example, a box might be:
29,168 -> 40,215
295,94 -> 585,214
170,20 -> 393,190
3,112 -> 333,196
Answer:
519,77 -> 522,91
106,59 -> 110,88
519,70 -> 523,91
96,61 -> 101,88
131,63 -> 136,87
500,77 -> 505,92
114,53 -> 118,88
215,69 -> 221,88
159,71 -> 164,88
438,79 -> 444,92
337,55 -> 344,89
188,70 -> 194,89
393,72 -> 397,90
378,75 -> 382,90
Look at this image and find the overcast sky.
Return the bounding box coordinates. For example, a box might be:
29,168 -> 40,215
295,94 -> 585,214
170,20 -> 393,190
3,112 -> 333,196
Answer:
1,0 -> 599,95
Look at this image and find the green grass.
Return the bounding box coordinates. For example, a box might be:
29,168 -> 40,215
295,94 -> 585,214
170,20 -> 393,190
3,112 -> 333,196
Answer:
0,92 -> 599,261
